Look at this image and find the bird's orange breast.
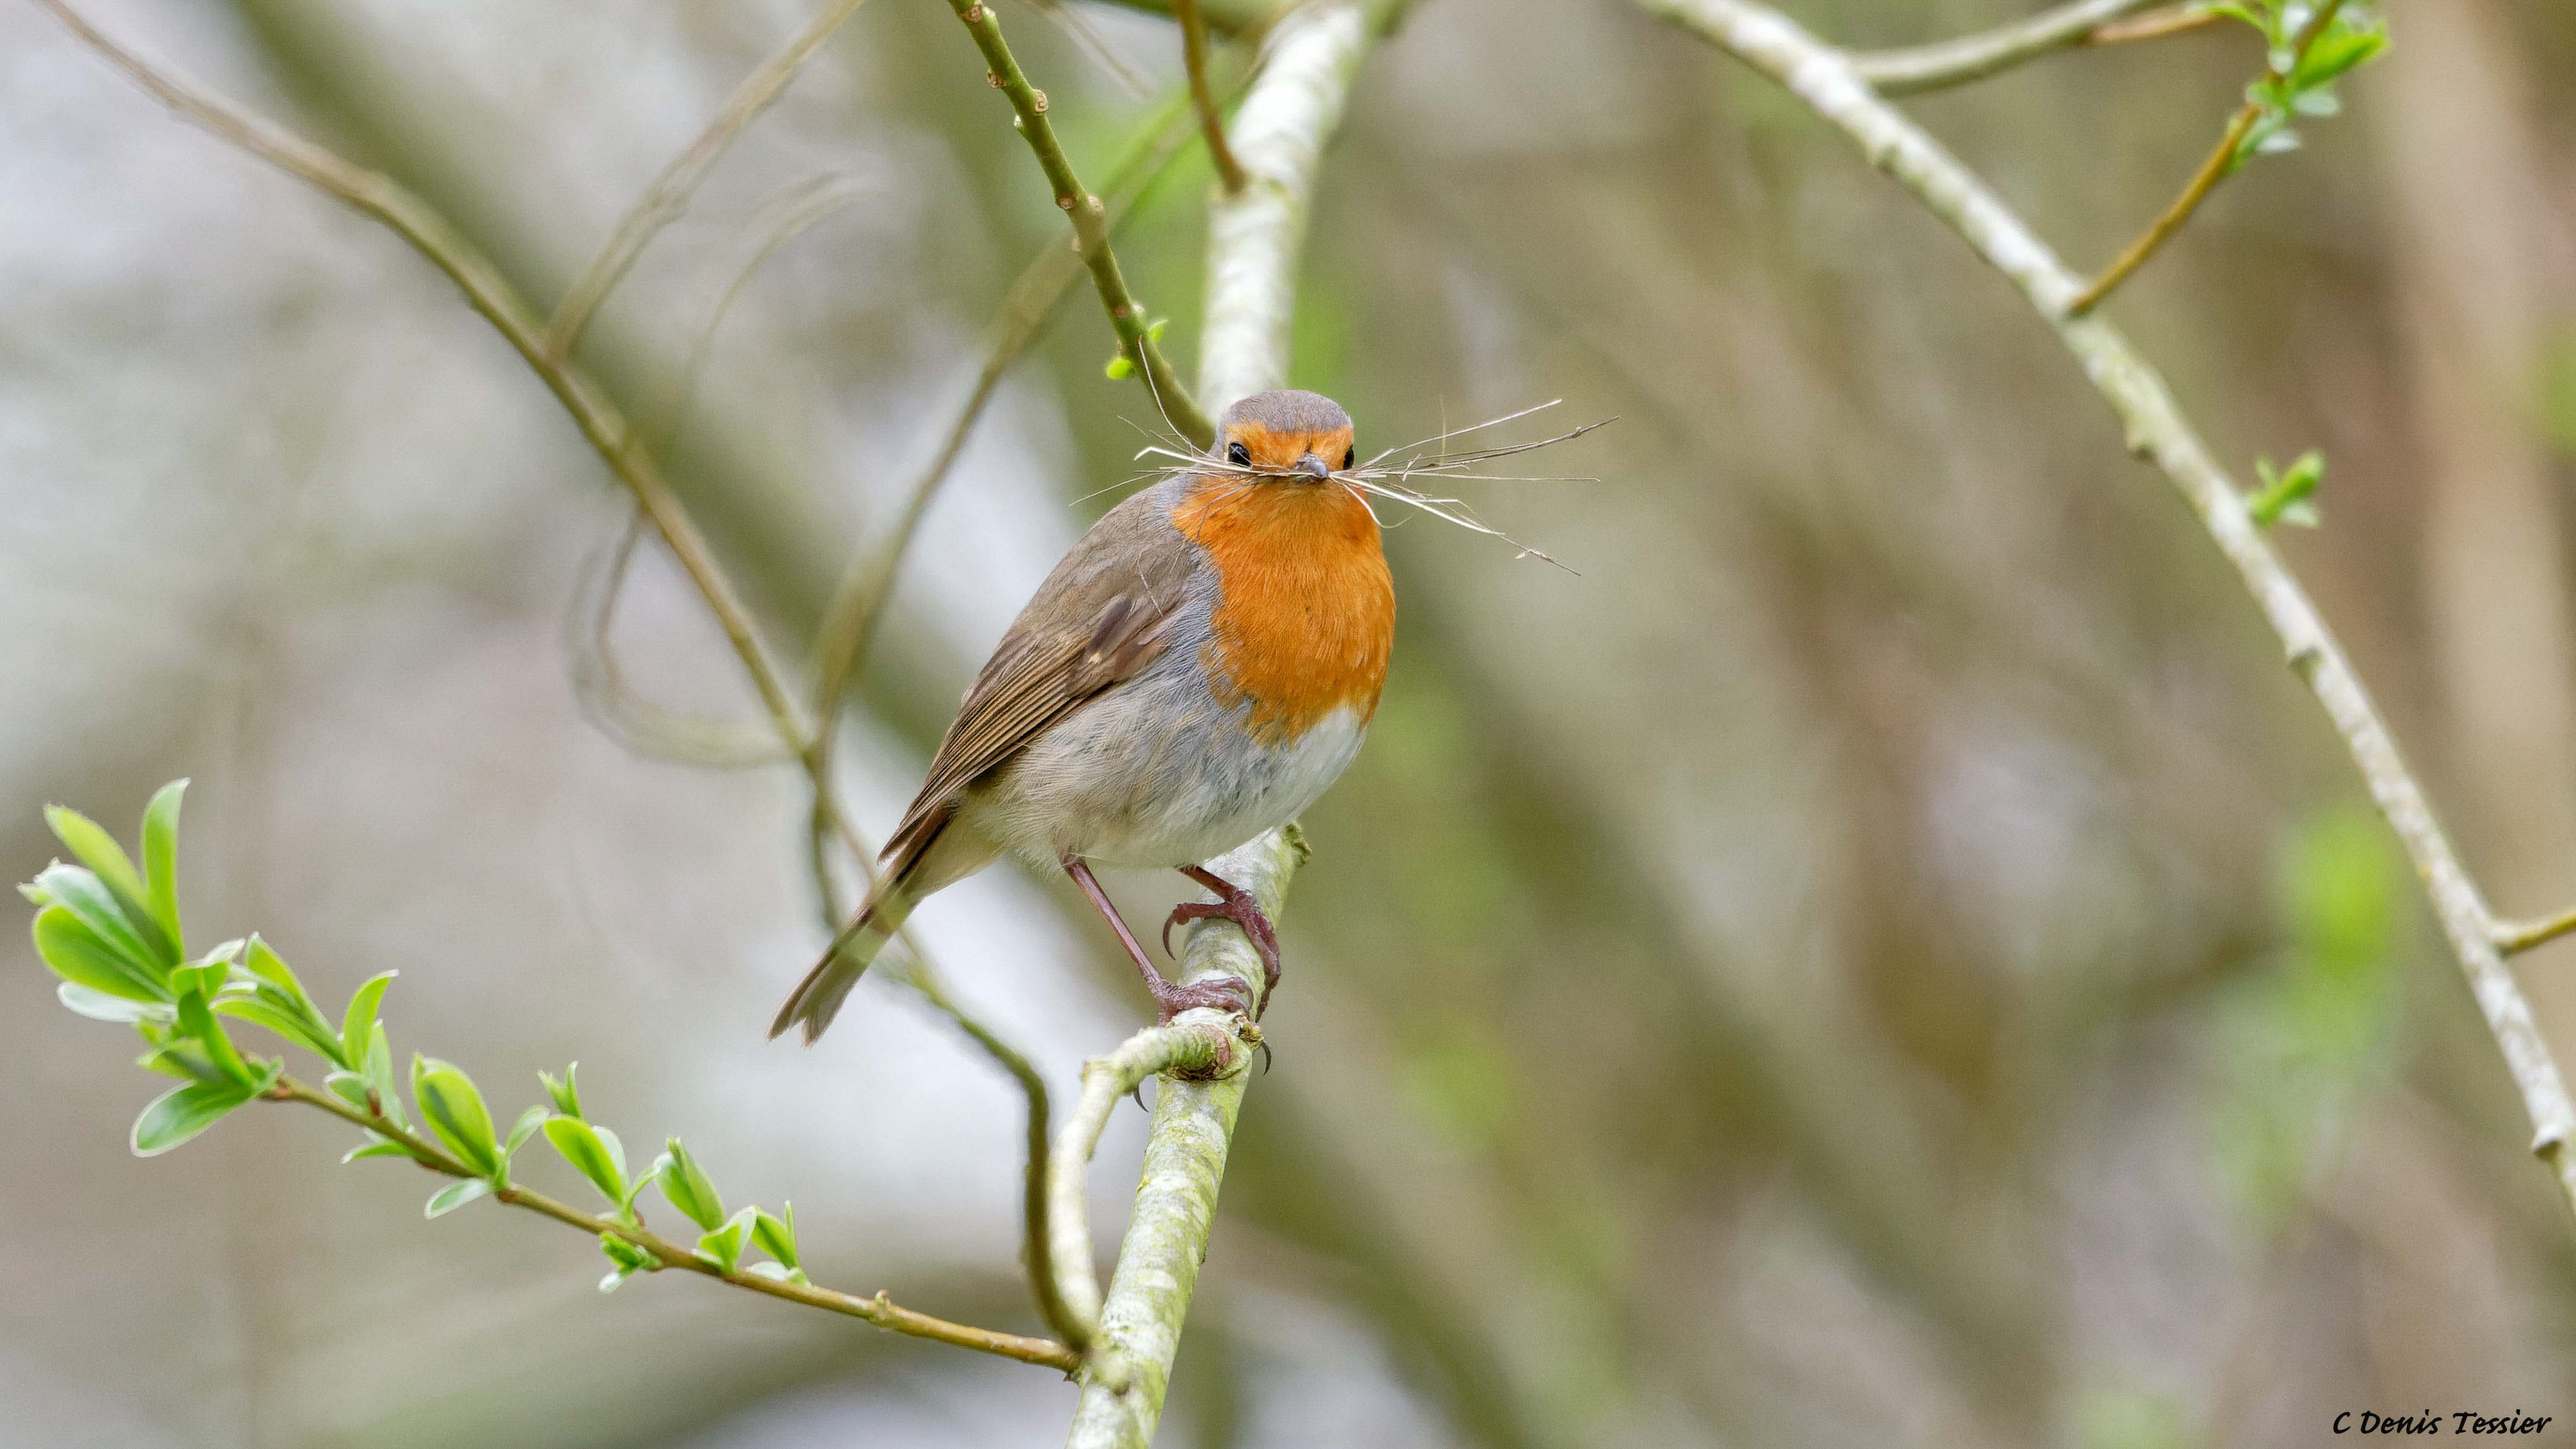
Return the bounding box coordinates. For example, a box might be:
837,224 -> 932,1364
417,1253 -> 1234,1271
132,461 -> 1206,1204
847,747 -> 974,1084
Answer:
1171,475 -> 1395,746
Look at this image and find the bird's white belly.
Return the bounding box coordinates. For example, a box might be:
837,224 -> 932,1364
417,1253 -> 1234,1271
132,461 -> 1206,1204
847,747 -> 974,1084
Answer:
962,668 -> 1368,868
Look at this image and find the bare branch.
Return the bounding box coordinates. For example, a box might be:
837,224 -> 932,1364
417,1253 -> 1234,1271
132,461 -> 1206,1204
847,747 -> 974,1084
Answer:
541,0 -> 870,359
1641,0 -> 2576,1222
1174,0 -> 1246,192
937,0 -> 1213,445
1850,0 -> 2167,95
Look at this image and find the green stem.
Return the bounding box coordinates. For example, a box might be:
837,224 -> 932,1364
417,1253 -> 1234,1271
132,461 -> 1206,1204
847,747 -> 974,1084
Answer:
269,1074 -> 1078,1369
938,0 -> 1213,445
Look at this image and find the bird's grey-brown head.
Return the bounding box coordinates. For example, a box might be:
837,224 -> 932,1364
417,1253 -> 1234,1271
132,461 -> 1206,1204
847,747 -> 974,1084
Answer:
1215,389 -> 1355,482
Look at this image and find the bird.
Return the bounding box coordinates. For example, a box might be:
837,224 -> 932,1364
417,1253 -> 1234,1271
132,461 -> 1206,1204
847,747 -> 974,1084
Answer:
773,388 -> 1394,1044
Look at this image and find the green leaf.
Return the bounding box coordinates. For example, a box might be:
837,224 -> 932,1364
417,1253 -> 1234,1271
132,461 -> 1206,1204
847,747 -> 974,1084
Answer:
176,988 -> 257,1088
1104,353 -> 1135,380
31,865 -> 164,987
600,1233 -> 655,1272
539,1062 -> 582,1119
43,805 -> 171,965
324,1070 -> 372,1112
2294,25 -> 2386,88
343,1139 -> 411,1164
33,907 -> 166,1004
364,1022 -> 407,1130
752,1203 -> 800,1271
58,982 -> 173,1023
697,1206 -> 757,1274
340,971 -> 397,1070
132,1079 -> 255,1156
45,806 -> 147,917
411,1056 -> 500,1174
598,1232 -> 656,1291
213,994 -> 344,1066
654,1138 -> 725,1231
544,1117 -> 629,1204
504,1105 -> 547,1162
141,780 -> 186,950
2249,450 -> 2324,528
425,1178 -> 495,1218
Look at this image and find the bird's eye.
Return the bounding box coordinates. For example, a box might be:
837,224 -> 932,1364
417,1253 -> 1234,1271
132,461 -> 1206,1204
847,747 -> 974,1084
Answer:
1341,446 -> 1355,470
1227,442 -> 1251,467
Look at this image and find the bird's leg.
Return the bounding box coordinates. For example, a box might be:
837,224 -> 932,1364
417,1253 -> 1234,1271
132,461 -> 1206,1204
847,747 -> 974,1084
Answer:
1163,864 -> 1282,1015
1063,856 -> 1252,1023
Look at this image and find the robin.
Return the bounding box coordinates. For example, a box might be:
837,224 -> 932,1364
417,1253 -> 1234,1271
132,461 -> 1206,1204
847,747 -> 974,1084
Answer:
773,389 -> 1393,1043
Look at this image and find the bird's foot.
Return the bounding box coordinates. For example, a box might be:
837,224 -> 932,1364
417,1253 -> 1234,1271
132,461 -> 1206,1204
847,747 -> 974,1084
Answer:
1163,866 -> 1282,1016
1145,970 -> 1257,1026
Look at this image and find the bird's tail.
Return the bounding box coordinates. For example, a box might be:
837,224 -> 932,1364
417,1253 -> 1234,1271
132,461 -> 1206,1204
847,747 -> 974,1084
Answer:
770,874 -> 923,1045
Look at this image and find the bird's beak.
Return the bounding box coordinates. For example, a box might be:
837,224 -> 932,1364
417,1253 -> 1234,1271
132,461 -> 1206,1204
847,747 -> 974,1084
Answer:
1295,454 -> 1332,481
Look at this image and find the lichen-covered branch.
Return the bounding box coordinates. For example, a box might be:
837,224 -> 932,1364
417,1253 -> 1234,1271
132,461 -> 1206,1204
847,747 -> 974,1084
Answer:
1064,828 -> 1304,1448
1640,0 -> 2576,1222
1849,0 -> 2166,95
1042,1019 -> 1247,1356
937,0 -> 1212,445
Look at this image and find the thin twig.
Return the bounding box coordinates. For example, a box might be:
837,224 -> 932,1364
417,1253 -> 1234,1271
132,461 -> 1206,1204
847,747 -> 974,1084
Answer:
1850,0 -> 2166,95
2084,4 -> 2225,46
2497,908 -> 2576,958
1174,0 -> 1246,192
541,0 -> 870,360
2067,0 -> 2351,315
1640,0 -> 2576,1225
568,505 -> 794,768
937,0 -> 1213,446
263,1074 -> 1076,1368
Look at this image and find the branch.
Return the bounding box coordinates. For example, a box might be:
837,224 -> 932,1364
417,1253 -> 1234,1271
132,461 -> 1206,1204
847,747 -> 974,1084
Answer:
263,1073 -> 1076,1369
541,0 -> 870,360
1174,0 -> 1246,192
2497,908 -> 2576,958
937,0 -> 1213,446
1640,0 -> 2576,1222
2067,0 -> 2351,315
1849,0 -> 2168,96
1042,1021 -> 1247,1355
1064,826 -> 1305,1447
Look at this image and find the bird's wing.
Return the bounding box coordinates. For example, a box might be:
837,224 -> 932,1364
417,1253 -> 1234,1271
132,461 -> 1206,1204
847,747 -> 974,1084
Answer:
880,486 -> 1200,870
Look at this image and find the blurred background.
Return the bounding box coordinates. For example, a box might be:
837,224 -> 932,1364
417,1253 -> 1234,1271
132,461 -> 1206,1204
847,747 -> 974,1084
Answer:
8,0 -> 2576,1444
